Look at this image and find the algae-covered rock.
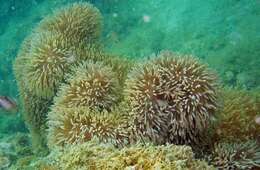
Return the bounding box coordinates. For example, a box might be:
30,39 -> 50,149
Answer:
36,139 -> 215,170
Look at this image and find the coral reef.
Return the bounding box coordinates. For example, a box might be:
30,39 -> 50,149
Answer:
125,51 -> 218,145
54,61 -> 121,111
36,138 -> 214,170
212,88 -> 260,143
47,104 -> 131,147
208,140 -> 260,170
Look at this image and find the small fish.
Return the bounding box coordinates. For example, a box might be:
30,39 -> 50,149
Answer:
0,96 -> 18,114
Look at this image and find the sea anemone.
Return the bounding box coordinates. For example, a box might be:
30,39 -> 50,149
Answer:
125,62 -> 169,144
208,140 -> 260,170
213,88 -> 260,143
125,51 -> 218,145
54,61 -> 121,111
16,2 -> 104,99
73,44 -> 134,86
12,1 -> 106,156
37,2 -> 102,44
24,32 -> 73,99
102,54 -> 134,87
47,104 -> 131,147
155,51 -> 218,145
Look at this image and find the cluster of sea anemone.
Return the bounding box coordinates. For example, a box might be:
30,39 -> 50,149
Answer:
12,2 -> 260,169
13,2 -> 129,153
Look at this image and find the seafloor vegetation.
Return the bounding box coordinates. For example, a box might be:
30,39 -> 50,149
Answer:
0,0 -> 259,169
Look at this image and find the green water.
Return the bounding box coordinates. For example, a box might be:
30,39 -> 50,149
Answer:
0,0 -> 259,169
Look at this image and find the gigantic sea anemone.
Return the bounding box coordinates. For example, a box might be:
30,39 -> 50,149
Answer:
47,104 -> 131,147
125,51 -> 218,145
54,61 -> 121,111
156,51 -> 218,145
125,62 -> 169,144
23,32 -> 75,99
37,2 -> 102,44
208,140 -> 260,170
